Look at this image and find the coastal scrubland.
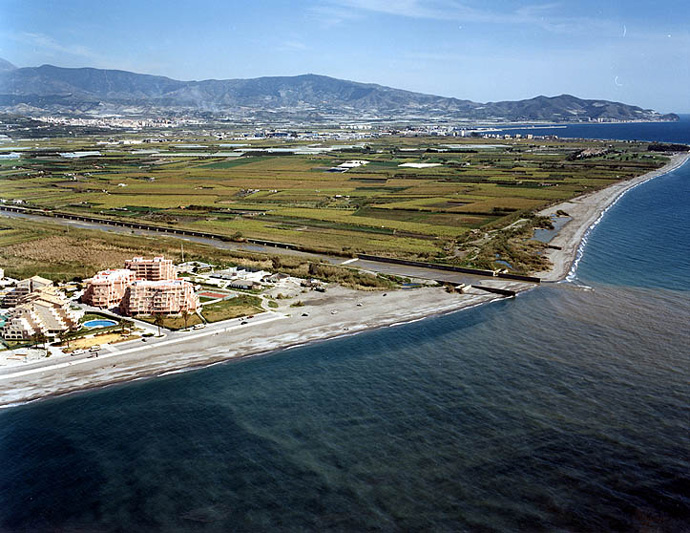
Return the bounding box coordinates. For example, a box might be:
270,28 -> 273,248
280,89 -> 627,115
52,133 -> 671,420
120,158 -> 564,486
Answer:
0,134 -> 668,273
0,218 -> 394,290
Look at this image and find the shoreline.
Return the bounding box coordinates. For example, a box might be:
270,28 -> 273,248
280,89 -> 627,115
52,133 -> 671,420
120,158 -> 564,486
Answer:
1,153 -> 687,408
534,152 -> 690,282
0,282 -> 530,407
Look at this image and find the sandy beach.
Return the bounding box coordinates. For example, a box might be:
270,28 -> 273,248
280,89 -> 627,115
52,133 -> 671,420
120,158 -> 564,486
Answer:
535,152 -> 690,282
1,152 -> 687,407
0,281 -> 528,407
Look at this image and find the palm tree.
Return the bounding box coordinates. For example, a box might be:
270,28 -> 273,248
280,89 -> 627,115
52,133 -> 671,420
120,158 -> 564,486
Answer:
181,309 -> 190,331
153,313 -> 165,336
62,331 -> 71,351
118,318 -> 131,336
31,331 -> 48,355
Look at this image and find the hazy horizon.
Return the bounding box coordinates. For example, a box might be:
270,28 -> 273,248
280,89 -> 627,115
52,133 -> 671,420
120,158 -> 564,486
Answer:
1,0 -> 688,113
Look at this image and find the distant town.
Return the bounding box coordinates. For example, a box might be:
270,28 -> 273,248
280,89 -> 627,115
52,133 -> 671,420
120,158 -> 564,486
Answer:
6,113 -> 630,143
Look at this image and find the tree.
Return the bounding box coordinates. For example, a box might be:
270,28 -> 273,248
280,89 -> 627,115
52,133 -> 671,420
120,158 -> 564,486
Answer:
153,313 -> 165,336
181,310 -> 190,331
31,331 -> 48,355
118,319 -> 131,336
61,331 -> 71,351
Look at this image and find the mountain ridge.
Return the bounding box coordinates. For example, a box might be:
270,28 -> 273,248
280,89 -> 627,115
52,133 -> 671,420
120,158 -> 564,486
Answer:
0,62 -> 678,123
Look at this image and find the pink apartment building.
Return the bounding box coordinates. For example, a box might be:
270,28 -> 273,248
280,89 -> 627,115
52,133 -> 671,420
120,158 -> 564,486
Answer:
81,269 -> 136,308
124,256 -> 176,281
119,279 -> 199,316
82,256 -> 198,316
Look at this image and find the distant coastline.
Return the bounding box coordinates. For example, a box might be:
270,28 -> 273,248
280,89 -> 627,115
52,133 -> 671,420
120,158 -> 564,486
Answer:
479,118 -> 680,132
0,152 -> 688,408
483,116 -> 690,144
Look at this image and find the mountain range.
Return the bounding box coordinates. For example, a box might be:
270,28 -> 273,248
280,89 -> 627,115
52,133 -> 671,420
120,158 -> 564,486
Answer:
0,60 -> 678,123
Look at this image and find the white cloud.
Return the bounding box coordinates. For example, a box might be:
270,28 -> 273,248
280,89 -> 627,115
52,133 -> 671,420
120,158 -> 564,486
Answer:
329,0 -> 483,21
15,32 -> 99,60
323,0 -> 621,36
307,4 -> 363,28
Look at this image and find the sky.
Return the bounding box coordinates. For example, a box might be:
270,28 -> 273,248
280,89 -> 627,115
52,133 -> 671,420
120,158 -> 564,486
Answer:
1,0 -> 688,112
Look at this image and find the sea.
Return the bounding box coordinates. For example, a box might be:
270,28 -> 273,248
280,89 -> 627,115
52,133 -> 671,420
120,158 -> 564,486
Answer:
1,119 -> 689,532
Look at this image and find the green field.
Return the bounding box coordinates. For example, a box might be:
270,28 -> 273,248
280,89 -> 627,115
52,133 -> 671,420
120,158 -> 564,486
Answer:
201,295 -> 264,323
0,217 -> 393,289
0,134 -> 668,272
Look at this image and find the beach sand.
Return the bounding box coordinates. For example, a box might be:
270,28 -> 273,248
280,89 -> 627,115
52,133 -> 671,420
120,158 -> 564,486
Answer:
1,152 -> 687,407
0,282 -> 526,406
535,152 -> 690,282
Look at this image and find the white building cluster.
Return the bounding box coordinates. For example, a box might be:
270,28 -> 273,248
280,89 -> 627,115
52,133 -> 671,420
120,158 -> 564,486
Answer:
1,277 -> 83,341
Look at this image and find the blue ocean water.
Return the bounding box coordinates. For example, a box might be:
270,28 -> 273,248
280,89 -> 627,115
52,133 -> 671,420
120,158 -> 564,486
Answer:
1,122 -> 689,531
575,164 -> 690,291
496,114 -> 690,143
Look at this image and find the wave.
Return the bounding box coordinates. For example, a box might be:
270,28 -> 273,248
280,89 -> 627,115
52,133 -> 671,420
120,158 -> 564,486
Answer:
159,368 -> 195,377
0,400 -> 34,410
388,317 -> 426,327
566,156 -> 689,283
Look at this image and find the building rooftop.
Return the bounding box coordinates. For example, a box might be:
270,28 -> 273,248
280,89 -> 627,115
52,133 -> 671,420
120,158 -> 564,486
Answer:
130,279 -> 189,287
127,256 -> 169,263
26,275 -> 53,286
89,269 -> 135,280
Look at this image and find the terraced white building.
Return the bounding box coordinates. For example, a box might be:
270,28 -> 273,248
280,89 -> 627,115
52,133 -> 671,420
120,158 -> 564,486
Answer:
1,287 -> 83,340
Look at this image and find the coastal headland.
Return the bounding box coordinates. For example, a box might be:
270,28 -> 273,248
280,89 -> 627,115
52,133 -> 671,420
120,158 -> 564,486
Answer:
0,148 -> 687,407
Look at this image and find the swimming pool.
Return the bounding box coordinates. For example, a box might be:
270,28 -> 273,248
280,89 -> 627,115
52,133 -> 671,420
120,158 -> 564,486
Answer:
84,319 -> 118,328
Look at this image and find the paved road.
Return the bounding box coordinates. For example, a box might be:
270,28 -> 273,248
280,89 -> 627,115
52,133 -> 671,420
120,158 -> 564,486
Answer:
0,311 -> 284,380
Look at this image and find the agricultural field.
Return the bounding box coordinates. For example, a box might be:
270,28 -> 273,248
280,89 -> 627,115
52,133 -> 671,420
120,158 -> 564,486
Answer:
0,132 -> 668,272
0,217 -> 392,289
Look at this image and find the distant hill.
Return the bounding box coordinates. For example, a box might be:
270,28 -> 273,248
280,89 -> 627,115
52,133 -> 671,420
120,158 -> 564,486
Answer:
0,61 -> 678,123
0,58 -> 16,72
